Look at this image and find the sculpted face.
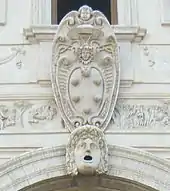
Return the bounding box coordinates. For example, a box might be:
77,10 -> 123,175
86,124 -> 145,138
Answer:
74,138 -> 101,175
81,46 -> 90,61
79,6 -> 91,21
66,125 -> 108,176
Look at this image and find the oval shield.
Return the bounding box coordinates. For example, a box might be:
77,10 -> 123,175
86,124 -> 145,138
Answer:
51,5 -> 120,132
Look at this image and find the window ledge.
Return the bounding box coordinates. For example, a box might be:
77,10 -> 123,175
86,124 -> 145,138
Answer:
23,25 -> 147,44
161,21 -> 170,26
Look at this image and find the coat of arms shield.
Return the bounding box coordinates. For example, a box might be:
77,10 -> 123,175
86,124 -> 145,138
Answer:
51,5 -> 120,131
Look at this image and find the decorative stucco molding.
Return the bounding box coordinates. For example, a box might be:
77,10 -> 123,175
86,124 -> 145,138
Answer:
31,0 -> 51,25
23,25 -> 147,44
0,0 -> 7,26
161,0 -> 170,25
117,0 -> 139,26
0,145 -> 169,191
130,0 -> 139,25
0,47 -> 25,68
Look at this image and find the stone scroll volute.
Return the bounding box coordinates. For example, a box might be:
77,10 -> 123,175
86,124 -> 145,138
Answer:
51,5 -> 120,132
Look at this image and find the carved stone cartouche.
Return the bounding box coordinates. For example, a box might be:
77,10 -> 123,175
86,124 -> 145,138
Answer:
51,5 -> 120,132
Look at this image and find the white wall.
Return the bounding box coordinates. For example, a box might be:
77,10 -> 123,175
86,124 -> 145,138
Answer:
0,0 -> 170,165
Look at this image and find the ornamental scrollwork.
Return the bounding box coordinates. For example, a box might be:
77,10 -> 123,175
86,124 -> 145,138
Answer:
0,47 -> 25,69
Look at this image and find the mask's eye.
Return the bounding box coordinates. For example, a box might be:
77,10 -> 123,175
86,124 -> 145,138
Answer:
80,142 -> 86,149
90,143 -> 98,150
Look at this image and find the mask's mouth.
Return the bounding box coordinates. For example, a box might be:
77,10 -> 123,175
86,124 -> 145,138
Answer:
84,155 -> 93,162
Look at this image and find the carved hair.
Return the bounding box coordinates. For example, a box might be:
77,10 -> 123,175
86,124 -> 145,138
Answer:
66,125 -> 108,175
78,5 -> 93,14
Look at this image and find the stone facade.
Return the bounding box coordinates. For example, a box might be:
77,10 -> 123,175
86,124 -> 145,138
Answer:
0,0 -> 170,190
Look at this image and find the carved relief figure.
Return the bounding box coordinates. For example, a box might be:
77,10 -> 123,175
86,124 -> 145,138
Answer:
78,5 -> 92,22
111,101 -> 170,129
66,125 -> 108,176
28,101 -> 57,124
0,105 -> 16,130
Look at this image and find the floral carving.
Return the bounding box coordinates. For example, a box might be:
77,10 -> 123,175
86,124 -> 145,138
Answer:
111,101 -> 170,129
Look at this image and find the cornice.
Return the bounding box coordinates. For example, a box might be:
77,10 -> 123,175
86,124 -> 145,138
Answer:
23,25 -> 147,44
0,83 -> 169,100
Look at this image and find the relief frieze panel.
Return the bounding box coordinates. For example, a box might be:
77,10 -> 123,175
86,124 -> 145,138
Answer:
0,100 -> 169,131
111,100 -> 170,129
0,100 -> 58,130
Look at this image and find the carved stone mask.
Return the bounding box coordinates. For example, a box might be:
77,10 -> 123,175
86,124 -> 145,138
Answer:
66,125 -> 108,176
74,138 -> 101,175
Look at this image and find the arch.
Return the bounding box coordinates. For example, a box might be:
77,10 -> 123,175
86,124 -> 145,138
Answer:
0,145 -> 169,191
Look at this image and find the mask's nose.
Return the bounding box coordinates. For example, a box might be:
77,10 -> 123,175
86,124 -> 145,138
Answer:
84,147 -> 92,161
86,149 -> 90,153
